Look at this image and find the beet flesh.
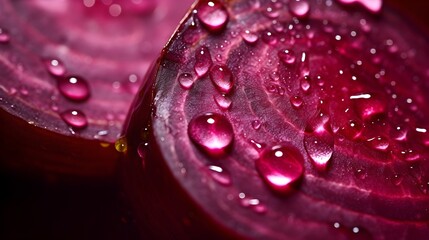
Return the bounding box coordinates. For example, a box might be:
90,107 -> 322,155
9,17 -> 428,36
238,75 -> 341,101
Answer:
0,0 -> 193,177
123,0 -> 429,239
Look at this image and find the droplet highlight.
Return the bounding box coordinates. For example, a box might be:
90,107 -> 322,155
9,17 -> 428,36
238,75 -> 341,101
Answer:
45,59 -> 66,77
303,114 -> 334,170
288,0 -> 310,18
196,0 -> 229,32
208,165 -> 232,185
194,46 -> 213,77
0,27 -> 10,43
60,110 -> 88,129
188,112 -> 234,155
178,73 -> 194,89
57,76 -> 90,102
256,145 -> 304,193
210,65 -> 234,93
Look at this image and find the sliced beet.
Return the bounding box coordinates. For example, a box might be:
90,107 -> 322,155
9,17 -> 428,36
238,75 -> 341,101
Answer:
0,0 -> 193,177
123,0 -> 429,239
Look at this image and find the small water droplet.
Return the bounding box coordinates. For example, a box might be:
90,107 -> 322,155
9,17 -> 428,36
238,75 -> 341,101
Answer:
392,174 -> 403,186
337,0 -> 383,14
45,59 -> 66,77
178,73 -> 194,89
290,96 -> 303,109
196,0 -> 229,32
289,0 -> 310,18
208,165 -> 232,185
278,49 -> 296,65
249,139 -> 265,150
210,65 -> 234,93
0,27 -> 10,43
304,114 -> 334,170
352,94 -> 386,121
60,110 -> 88,130
242,30 -> 258,44
391,126 -> 408,141
300,78 -> 311,92
252,120 -> 261,130
355,168 -> 366,179
57,76 -> 90,102
265,6 -> 280,19
262,31 -> 277,45
194,46 -> 212,77
367,136 -> 389,151
188,112 -> 234,155
115,136 -> 128,153
256,145 -> 304,193
213,94 -> 232,110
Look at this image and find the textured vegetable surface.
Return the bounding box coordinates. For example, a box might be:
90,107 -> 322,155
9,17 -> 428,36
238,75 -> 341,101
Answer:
0,0 -> 193,176
123,0 -> 429,239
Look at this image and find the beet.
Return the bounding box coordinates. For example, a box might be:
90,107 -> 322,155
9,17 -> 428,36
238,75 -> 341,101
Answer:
0,0 -> 193,177
122,0 -> 429,239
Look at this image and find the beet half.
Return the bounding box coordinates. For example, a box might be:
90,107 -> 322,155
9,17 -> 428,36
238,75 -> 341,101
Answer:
123,0 -> 429,239
0,0 -> 193,177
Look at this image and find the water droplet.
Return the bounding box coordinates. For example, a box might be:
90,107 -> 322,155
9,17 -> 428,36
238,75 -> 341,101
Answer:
210,65 -> 234,93
256,145 -> 304,193
188,112 -> 234,155
265,6 -> 280,19
249,139 -> 265,150
0,27 -> 10,43
60,110 -> 88,130
208,165 -> 232,185
252,120 -> 261,130
290,96 -> 303,109
367,136 -> 389,151
194,46 -> 212,77
300,78 -> 311,92
337,0 -> 383,14
57,76 -> 90,102
352,94 -> 386,120
304,114 -> 334,170
178,73 -> 194,89
278,49 -> 296,65
242,30 -> 258,44
213,94 -> 232,110
340,119 -> 363,139
289,0 -> 310,18
355,168 -> 367,179
392,174 -> 403,186
115,136 -> 128,153
196,0 -> 229,32
262,31 -> 277,45
391,126 -> 408,141
45,59 -> 66,77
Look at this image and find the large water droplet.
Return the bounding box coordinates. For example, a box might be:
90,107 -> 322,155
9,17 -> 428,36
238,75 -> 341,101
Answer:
194,46 -> 212,77
210,65 -> 234,93
278,49 -> 296,65
288,0 -> 310,18
188,112 -> 234,155
242,30 -> 258,44
337,0 -> 383,14
256,145 -> 304,194
0,27 -> 10,43
178,73 -> 194,89
45,59 -> 66,77
207,165 -> 232,185
60,110 -> 88,129
57,76 -> 90,102
196,0 -> 229,32
304,114 -> 334,170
